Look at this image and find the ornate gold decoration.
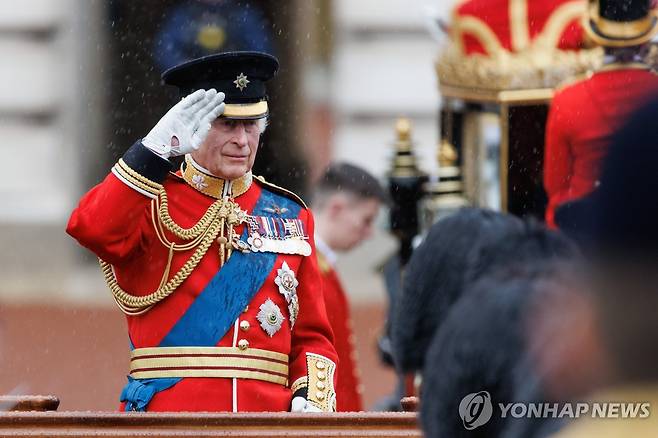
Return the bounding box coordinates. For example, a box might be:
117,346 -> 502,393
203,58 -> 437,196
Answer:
101,187 -> 247,315
305,353 -> 336,412
440,0 -> 603,93
437,46 -> 603,93
182,156 -> 252,199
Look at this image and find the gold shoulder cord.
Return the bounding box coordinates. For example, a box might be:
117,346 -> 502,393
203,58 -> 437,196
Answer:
100,189 -> 244,315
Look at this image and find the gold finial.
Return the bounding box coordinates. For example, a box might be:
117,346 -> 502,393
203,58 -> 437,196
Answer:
396,117 -> 412,142
438,140 -> 458,167
391,117 -> 421,177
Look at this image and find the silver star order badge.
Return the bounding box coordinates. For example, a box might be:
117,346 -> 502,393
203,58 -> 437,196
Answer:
274,261 -> 298,303
233,72 -> 250,91
257,298 -> 285,337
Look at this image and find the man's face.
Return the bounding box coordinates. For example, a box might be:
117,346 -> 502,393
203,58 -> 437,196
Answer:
331,195 -> 381,252
191,117 -> 261,179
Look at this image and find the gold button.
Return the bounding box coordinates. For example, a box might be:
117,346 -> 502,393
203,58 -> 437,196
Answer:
317,371 -> 326,381
316,381 -> 326,390
316,391 -> 326,401
238,339 -> 249,350
216,236 -> 228,244
315,361 -> 326,370
240,320 -> 250,331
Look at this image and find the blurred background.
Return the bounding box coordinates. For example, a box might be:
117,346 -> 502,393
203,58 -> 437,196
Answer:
0,0 -> 444,410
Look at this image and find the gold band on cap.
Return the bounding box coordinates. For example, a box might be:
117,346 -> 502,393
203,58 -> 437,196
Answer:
586,9 -> 658,47
596,15 -> 655,38
223,101 -> 268,119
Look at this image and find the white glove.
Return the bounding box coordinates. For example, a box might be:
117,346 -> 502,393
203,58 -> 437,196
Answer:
290,396 -> 322,413
142,88 -> 225,159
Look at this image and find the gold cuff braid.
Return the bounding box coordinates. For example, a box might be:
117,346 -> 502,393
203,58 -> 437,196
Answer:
290,376 -> 307,394
305,353 -> 337,412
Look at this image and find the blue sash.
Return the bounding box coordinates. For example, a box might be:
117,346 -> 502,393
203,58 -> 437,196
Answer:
121,188 -> 301,411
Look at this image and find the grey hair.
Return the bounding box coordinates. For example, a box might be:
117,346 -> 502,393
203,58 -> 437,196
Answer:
257,117 -> 269,134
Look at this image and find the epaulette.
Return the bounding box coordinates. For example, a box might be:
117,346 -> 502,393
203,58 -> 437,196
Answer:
316,251 -> 332,275
253,175 -> 308,209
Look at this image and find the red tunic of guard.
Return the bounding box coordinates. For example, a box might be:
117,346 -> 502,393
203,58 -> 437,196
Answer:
67,146 -> 338,412
454,0 -> 585,55
543,66 -> 658,227
317,252 -> 364,412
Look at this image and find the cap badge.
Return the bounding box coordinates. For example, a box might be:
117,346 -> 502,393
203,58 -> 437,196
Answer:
234,72 -> 250,91
257,298 -> 285,337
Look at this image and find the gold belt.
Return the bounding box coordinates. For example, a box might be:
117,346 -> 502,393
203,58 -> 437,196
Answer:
130,346 -> 289,386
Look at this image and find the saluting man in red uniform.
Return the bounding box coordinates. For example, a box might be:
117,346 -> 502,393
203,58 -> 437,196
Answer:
311,163 -> 387,412
545,0 -> 658,227
67,52 -> 338,413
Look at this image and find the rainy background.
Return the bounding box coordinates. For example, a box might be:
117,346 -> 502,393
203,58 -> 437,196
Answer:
0,0 -> 446,410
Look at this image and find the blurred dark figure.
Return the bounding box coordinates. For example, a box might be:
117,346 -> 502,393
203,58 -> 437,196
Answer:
420,224 -> 580,438
153,0 -> 274,72
547,97 -> 658,435
391,208 -> 523,376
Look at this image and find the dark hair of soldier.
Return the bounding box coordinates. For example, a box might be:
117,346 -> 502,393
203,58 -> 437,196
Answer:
311,162 -> 389,207
391,207 -> 524,374
419,223 -> 581,438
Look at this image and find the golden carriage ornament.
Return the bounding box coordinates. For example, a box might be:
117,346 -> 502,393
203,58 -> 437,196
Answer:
435,0 -> 602,218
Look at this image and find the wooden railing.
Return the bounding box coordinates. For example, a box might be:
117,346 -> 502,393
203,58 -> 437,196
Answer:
0,395 -> 60,412
0,411 -> 422,437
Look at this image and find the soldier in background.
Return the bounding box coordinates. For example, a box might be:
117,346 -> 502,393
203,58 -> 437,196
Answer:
544,0 -> 658,227
311,163 -> 388,411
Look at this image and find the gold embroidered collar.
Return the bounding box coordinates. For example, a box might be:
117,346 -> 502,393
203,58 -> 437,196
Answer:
181,155 -> 252,199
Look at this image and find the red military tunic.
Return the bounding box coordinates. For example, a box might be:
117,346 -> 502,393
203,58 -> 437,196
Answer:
454,0 -> 585,55
544,65 -> 658,227
315,242 -> 364,412
67,143 -> 338,412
